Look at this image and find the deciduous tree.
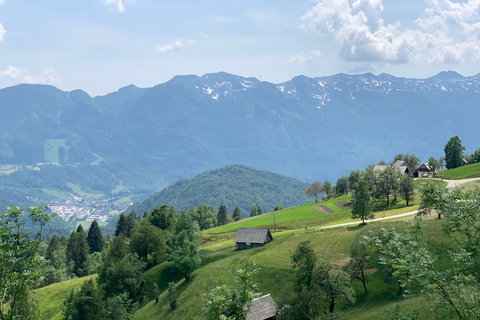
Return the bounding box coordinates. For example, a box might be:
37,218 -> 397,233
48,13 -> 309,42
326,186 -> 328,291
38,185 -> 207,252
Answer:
0,206 -> 53,320
305,181 -> 323,202
351,180 -> 374,224
444,135 -> 465,169
397,174 -> 415,206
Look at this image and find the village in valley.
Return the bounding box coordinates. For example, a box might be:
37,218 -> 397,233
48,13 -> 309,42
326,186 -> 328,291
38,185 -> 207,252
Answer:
48,196 -> 131,223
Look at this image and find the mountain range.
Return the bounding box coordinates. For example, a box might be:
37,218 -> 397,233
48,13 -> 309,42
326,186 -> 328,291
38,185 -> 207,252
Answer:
0,71 -> 478,207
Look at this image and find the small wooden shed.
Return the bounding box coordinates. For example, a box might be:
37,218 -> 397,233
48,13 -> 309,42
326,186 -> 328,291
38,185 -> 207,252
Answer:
234,228 -> 273,250
246,294 -> 277,320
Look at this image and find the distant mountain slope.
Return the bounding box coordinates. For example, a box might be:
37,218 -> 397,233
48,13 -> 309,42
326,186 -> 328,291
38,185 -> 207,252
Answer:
0,71 -> 479,207
127,165 -> 310,217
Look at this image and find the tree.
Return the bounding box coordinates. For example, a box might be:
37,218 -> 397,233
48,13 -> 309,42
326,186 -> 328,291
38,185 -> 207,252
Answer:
305,181 -> 323,202
66,225 -> 90,277
323,179 -> 333,197
217,204 -> 228,226
427,156 -> 441,174
0,206 -> 53,320
274,204 -> 283,211
270,210 -> 280,233
115,213 -> 127,237
149,205 -> 177,230
343,242 -> 369,293
250,204 -> 261,217
378,166 -> 401,206
105,293 -> 139,320
313,260 -> 355,313
130,220 -> 165,268
467,147 -> 480,164
279,241 -> 355,319
348,170 -> 361,190
203,261 -> 261,320
397,174 -> 415,206
97,253 -> 146,303
351,180 -> 374,224
444,135 -> 465,169
232,207 -> 242,221
167,212 -> 201,281
335,176 -> 348,194
393,153 -> 420,169
168,282 -> 178,310
63,279 -> 107,320
191,204 -> 217,230
87,220 -> 104,253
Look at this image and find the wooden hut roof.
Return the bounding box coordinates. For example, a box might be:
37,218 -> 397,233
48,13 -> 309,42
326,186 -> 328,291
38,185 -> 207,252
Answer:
234,228 -> 272,244
246,294 -> 277,320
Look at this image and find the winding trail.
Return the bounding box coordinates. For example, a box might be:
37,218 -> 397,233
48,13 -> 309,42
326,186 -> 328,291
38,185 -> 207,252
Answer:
317,177 -> 480,230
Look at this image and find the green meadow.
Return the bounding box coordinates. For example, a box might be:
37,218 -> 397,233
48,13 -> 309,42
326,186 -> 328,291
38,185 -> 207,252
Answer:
440,162 -> 480,179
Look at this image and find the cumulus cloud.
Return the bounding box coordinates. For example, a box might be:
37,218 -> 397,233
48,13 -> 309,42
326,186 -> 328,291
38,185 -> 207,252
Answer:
301,0 -> 480,64
0,66 -> 62,85
155,38 -> 196,53
102,0 -> 136,13
288,50 -> 323,63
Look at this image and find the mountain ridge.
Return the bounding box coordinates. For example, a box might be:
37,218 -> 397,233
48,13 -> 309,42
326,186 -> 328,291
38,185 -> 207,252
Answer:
0,71 -> 478,208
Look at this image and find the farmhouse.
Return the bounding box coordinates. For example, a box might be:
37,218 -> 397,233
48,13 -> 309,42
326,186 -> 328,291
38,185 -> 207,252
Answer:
415,163 -> 431,178
246,294 -> 277,320
234,228 -> 272,250
374,160 -> 414,175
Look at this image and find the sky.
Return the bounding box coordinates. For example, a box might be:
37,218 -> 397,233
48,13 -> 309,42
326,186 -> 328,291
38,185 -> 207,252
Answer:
1,0 -> 480,96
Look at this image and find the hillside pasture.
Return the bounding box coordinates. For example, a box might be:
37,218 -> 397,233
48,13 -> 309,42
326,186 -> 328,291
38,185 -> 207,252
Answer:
35,275 -> 97,320
44,139 -> 68,164
440,162 -> 480,179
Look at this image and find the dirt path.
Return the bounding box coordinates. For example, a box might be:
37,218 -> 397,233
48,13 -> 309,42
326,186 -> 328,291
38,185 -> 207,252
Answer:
442,177 -> 480,188
317,177 -> 480,230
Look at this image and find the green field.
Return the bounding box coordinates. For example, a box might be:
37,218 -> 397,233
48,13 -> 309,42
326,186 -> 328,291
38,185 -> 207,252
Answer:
90,152 -> 104,166
35,275 -> 97,320
44,139 -> 68,164
440,162 -> 480,179
42,188 -> 73,201
66,182 -> 105,199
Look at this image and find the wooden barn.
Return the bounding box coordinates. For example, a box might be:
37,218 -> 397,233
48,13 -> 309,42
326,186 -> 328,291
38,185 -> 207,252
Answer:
415,163 -> 431,178
246,294 -> 277,320
234,228 -> 273,250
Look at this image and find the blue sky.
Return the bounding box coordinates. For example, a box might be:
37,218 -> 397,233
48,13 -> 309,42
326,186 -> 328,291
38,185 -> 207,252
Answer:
0,0 -> 479,96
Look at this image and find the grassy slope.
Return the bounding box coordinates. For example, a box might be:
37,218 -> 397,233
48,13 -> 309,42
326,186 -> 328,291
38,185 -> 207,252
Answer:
35,275 -> 97,320
440,162 -> 480,179
33,193 -> 438,320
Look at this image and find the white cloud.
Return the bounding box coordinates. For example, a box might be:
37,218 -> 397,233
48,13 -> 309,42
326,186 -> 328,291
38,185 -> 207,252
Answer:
0,66 -> 62,85
102,0 -> 136,13
0,1 -> 5,5
288,50 -> 323,63
0,22 -> 5,44
155,38 -> 196,53
301,0 -> 480,64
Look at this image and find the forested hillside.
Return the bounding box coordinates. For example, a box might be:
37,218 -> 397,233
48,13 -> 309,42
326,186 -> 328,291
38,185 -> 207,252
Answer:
128,164 -> 310,217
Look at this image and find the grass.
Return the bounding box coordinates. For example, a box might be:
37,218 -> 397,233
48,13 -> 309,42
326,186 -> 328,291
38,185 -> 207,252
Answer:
33,188 -> 452,320
66,182 -> 105,199
203,193 -> 353,243
89,152 -> 104,166
44,139 -> 68,164
414,178 -> 447,190
77,220 -> 108,230
35,275 -> 97,320
42,188 -> 73,201
440,162 -> 480,179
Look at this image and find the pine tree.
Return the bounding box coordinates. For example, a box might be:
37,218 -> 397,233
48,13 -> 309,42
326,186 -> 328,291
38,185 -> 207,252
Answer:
66,225 -> 90,277
217,204 -> 228,226
87,220 -> 104,253
115,214 -> 127,237
232,207 -> 242,221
